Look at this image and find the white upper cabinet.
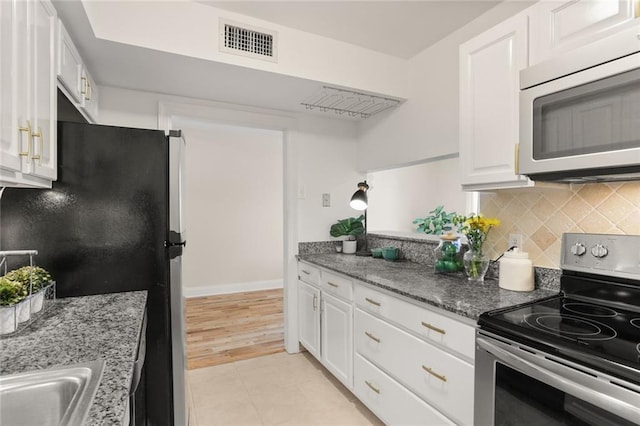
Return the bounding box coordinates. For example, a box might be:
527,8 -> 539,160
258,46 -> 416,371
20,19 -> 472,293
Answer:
57,21 -> 83,104
0,0 -> 57,188
530,0 -> 638,66
459,13 -> 531,190
56,19 -> 99,123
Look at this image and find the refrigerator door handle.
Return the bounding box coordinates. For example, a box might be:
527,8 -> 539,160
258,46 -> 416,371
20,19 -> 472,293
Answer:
168,131 -> 186,242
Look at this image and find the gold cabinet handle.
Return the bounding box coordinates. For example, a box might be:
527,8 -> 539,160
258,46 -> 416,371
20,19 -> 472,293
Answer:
312,294 -> 317,311
327,282 -> 339,288
18,120 -> 32,157
86,81 -> 92,100
421,321 -> 446,335
81,76 -> 87,95
422,365 -> 447,382
514,143 -> 520,175
364,331 -> 381,343
365,380 -> 380,394
365,297 -> 381,307
31,128 -> 42,162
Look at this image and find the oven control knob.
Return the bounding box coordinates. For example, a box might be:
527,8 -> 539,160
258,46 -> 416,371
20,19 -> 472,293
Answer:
570,243 -> 586,256
590,244 -> 608,258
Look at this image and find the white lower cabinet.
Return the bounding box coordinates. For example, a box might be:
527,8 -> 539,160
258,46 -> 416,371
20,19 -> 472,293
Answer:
297,262 -> 476,425
354,353 -> 454,426
321,291 -> 353,388
297,261 -> 354,390
298,279 -> 321,360
355,308 -> 474,425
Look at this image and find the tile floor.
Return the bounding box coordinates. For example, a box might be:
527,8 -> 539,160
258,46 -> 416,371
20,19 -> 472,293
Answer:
187,351 -> 384,426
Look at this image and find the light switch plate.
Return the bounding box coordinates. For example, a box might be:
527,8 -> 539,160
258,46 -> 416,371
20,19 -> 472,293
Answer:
322,193 -> 330,207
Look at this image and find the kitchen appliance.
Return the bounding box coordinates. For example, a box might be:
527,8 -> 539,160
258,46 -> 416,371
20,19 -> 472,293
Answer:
475,233 -> 640,425
0,122 -> 188,426
519,24 -> 640,182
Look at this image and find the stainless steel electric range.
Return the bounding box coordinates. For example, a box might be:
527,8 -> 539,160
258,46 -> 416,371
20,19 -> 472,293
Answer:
475,233 -> 640,426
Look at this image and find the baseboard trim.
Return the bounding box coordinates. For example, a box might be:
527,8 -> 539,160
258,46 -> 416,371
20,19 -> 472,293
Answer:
184,279 -> 284,298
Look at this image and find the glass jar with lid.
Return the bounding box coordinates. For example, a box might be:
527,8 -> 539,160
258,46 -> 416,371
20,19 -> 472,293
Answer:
434,233 -> 464,273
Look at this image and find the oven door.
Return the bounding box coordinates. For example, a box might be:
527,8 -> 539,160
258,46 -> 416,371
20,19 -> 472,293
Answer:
519,52 -> 640,182
475,331 -> 640,426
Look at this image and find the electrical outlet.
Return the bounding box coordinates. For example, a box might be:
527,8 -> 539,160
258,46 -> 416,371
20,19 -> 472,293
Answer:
508,233 -> 523,250
322,193 -> 331,207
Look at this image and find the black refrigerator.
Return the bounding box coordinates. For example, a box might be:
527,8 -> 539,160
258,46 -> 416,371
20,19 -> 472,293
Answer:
0,122 -> 188,426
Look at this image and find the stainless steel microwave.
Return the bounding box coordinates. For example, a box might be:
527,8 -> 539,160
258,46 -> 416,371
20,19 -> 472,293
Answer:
519,24 -> 640,183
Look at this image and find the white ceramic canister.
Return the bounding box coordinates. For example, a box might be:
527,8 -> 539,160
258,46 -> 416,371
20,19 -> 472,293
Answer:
499,248 -> 534,292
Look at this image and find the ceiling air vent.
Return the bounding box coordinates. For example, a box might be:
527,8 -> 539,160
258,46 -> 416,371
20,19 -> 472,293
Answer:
219,19 -> 278,63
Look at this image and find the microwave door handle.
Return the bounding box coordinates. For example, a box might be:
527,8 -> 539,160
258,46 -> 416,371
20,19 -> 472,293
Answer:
477,337 -> 640,424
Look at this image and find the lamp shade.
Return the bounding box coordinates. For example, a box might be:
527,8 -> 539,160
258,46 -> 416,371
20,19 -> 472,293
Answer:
350,181 -> 369,211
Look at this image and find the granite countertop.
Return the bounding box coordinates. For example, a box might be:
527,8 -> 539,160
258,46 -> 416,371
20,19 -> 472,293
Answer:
0,291 -> 147,425
298,254 -> 558,321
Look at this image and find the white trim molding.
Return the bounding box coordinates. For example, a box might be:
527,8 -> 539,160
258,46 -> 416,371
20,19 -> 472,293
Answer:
184,279 -> 284,298
158,99 -> 301,354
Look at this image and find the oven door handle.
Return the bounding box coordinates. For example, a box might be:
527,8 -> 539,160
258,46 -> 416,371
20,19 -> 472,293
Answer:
477,336 -> 640,425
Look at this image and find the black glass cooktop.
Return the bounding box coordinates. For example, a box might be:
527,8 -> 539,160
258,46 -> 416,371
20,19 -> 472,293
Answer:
479,296 -> 640,385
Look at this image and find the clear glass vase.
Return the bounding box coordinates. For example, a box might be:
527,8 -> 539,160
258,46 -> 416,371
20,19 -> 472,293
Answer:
463,250 -> 490,282
434,234 -> 463,274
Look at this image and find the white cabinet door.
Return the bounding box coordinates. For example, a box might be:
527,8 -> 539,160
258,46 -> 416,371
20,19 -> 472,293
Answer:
28,0 -> 57,181
0,0 -> 56,188
321,292 -> 353,389
298,280 -> 321,360
459,13 -> 531,190
530,0 -> 638,66
57,20 -> 83,104
0,0 -> 28,178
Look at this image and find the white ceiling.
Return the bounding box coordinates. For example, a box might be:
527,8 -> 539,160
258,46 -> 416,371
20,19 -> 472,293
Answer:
202,1 -> 501,59
53,1 -> 502,118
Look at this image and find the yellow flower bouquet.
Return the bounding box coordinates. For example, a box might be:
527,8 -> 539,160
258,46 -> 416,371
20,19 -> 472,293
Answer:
453,214 -> 500,281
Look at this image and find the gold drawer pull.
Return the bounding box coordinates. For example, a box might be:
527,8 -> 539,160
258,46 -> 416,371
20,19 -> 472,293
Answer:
422,365 -> 447,382
327,282 -> 339,288
302,270 -> 311,275
421,321 -> 446,335
365,380 -> 380,394
365,331 -> 381,343
365,297 -> 381,307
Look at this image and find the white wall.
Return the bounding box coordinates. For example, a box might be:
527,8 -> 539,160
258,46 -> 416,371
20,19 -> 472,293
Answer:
366,157 -> 467,234
98,86 -> 360,245
171,119 -> 283,291
356,0 -> 533,172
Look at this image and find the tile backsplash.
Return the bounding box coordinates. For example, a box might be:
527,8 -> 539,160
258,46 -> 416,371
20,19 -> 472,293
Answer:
480,182 -> 640,268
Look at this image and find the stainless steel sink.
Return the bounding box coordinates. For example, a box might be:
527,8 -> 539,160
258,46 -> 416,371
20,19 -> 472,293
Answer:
0,360 -> 104,426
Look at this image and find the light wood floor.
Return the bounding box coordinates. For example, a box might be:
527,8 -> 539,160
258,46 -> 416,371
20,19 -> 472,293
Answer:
186,289 -> 285,370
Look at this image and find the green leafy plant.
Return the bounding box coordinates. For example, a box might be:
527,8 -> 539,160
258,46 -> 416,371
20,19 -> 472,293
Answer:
330,215 -> 365,240
4,266 -> 53,293
0,277 -> 27,306
413,206 -> 457,235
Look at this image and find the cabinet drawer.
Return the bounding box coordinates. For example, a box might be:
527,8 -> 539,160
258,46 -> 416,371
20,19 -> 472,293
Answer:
355,308 -> 474,426
297,262 -> 320,286
355,284 -> 475,361
354,353 -> 454,426
321,271 -> 353,301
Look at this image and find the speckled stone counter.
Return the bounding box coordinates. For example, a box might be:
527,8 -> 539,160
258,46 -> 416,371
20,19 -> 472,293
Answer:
298,254 -> 557,321
0,291 -> 147,425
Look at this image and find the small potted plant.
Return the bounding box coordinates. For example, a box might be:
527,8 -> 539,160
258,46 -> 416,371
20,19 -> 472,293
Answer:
330,215 -> 365,254
413,206 -> 457,236
0,276 -> 28,334
6,266 -> 53,313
